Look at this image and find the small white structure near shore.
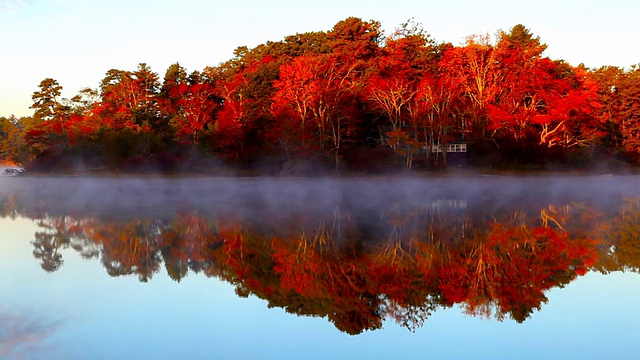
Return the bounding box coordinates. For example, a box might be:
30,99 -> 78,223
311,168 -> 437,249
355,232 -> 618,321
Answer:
1,166 -> 24,176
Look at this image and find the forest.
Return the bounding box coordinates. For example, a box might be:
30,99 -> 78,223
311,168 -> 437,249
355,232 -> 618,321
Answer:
1,17 -> 640,173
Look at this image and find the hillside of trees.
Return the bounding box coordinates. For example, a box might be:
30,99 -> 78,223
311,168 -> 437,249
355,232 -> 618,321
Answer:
2,17 -> 640,174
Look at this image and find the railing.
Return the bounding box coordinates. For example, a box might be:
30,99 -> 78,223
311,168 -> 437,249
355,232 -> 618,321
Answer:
430,143 -> 467,153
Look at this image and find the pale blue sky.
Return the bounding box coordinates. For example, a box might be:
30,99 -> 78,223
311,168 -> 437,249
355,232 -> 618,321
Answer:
1,0 -> 638,117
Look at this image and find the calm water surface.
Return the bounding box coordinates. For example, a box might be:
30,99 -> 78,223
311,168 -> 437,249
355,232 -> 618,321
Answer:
1,175 -> 639,359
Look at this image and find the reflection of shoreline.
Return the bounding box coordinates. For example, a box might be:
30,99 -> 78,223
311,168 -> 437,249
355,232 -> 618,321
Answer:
2,177 -> 639,334
15,200 -> 603,334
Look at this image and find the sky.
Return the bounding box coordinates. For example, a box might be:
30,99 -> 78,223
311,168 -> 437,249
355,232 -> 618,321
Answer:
1,0 -> 639,118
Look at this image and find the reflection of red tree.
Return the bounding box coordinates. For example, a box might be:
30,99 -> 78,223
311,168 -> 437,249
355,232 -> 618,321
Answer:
438,224 -> 597,322
270,232 -> 385,334
271,237 -> 325,297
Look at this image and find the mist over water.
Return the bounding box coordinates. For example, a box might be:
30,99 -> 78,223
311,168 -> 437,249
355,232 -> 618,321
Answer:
0,174 -> 636,218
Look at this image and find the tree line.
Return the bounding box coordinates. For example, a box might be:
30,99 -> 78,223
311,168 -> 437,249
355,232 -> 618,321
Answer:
2,17 -> 640,173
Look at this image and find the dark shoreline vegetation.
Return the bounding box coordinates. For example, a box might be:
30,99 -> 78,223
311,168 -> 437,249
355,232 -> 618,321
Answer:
1,17 -> 640,175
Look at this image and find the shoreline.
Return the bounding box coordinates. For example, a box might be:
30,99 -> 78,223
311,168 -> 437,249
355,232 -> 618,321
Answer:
5,166 -> 638,179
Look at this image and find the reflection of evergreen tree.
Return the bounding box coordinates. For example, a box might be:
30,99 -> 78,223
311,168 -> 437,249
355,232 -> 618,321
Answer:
32,232 -> 64,272
31,217 -> 79,272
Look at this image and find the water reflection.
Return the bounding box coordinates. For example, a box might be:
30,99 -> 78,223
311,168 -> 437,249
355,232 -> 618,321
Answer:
1,176 -> 639,335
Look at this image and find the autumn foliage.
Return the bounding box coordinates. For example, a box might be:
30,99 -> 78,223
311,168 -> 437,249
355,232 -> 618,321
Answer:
4,18 -> 637,171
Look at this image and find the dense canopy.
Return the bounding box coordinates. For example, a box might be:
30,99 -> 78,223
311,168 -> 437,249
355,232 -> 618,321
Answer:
2,18 -> 639,173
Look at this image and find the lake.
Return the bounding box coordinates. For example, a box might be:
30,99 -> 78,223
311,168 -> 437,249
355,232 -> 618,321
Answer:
1,175 -> 639,359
